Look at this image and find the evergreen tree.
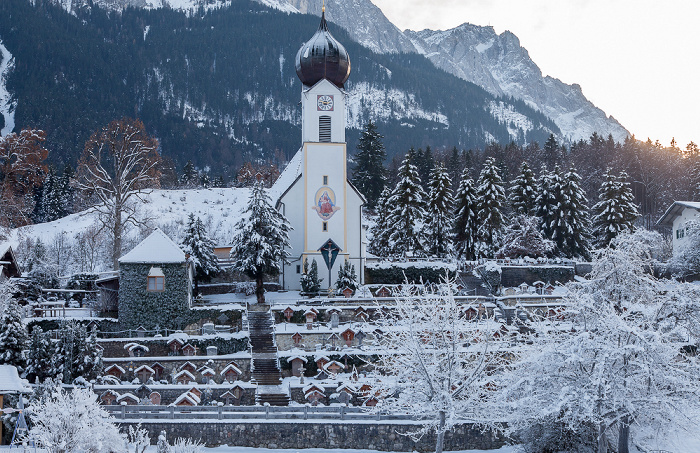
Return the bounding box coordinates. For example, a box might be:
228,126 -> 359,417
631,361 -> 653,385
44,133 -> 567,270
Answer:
543,166 -> 567,252
510,161 -> 537,215
181,214 -> 220,296
542,133 -> 562,169
453,168 -> 479,260
475,158 -> 506,258
535,166 -> 559,242
230,181 -> 291,303
76,325 -> 103,382
560,167 -> 593,260
26,326 -> 57,383
300,258 -> 322,296
368,186 -> 392,257
386,153 -> 427,256
424,164 -> 454,257
0,295 -> 28,373
352,120 -> 387,209
417,145 -> 434,185
180,161 -> 198,188
592,170 -> 640,248
335,260 -> 358,292
54,321 -> 77,384
447,146 -> 463,189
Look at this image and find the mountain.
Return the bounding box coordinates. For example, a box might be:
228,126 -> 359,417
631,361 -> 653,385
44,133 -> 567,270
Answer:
0,0 -> 558,173
258,0 -> 629,143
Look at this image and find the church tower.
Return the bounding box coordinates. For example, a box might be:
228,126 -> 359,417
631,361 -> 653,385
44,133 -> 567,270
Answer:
270,7 -> 366,292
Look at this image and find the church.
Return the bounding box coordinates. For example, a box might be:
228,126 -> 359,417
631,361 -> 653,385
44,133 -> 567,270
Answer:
269,7 -> 366,292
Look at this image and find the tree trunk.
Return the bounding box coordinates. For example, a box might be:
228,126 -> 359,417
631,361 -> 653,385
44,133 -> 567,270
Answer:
112,203 -> 122,271
435,410 -> 446,453
618,415 -> 630,453
256,274 -> 266,305
597,422 -> 607,453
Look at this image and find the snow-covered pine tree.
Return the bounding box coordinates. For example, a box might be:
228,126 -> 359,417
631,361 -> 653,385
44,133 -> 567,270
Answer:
535,166 -> 565,249
542,133 -> 562,169
447,146 -> 463,188
386,153 -> 427,256
592,169 -> 640,248
335,260 -> 358,292
352,120 -> 387,209
547,166 -> 568,253
509,161 -> 537,216
299,258 -> 322,296
453,167 -> 478,260
77,325 -> 103,382
560,167 -> 593,260
497,215 -> 554,259
180,161 -> 198,188
424,164 -> 454,257
368,186 -> 393,257
26,326 -> 57,383
475,157 -> 506,258
230,181 -> 291,304
0,292 -> 28,373
181,214 -> 220,296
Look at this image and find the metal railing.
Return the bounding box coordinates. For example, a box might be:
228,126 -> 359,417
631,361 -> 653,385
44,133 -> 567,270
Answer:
105,404 -> 411,422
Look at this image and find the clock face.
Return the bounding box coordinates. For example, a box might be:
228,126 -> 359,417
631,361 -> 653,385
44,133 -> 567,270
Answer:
317,95 -> 334,111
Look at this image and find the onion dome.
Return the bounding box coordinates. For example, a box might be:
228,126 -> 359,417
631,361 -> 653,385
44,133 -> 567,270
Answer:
295,10 -> 351,89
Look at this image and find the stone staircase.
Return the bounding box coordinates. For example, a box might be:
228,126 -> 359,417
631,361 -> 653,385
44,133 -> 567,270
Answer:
247,307 -> 289,406
458,272 -> 493,297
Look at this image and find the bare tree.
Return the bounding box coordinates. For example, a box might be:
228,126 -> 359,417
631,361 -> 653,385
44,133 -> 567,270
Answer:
0,129 -> 49,227
77,118 -> 161,270
370,278 -> 509,453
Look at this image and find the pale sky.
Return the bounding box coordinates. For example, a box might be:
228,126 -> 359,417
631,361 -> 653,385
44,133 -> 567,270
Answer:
371,0 -> 699,148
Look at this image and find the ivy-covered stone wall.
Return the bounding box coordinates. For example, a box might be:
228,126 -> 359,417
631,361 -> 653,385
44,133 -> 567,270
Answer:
119,263 -> 191,330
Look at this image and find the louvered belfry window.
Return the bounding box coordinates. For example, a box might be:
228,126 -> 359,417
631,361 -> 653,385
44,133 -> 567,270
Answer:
319,116 -> 331,142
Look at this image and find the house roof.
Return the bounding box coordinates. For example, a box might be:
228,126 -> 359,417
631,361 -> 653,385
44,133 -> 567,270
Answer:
221,363 -> 242,375
657,201 -> 700,227
0,365 -> 29,393
119,228 -> 186,264
269,148 -> 303,205
0,243 -> 21,278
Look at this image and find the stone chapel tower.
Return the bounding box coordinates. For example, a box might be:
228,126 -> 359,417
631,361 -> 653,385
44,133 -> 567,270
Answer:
270,7 -> 366,291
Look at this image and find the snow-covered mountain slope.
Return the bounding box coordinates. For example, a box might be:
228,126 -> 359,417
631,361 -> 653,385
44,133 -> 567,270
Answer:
263,0 -> 629,143
283,0 -> 415,54
405,25 -> 629,143
0,39 -> 16,136
7,188 -> 251,273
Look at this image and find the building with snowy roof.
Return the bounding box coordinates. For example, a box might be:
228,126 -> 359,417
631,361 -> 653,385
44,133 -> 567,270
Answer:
117,228 -> 193,329
269,7 -> 366,291
0,243 -> 21,281
657,201 -> 700,254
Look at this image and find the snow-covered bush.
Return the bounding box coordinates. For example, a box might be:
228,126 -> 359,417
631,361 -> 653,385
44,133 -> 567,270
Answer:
125,424 -> 150,453
29,386 -> 125,453
169,437 -> 204,453
499,230 -> 700,453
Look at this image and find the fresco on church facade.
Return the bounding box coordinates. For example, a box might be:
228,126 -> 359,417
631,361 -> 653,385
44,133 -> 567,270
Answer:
312,186 -> 341,220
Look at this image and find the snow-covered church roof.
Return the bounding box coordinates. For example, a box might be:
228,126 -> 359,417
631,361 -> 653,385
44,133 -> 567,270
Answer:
268,148 -> 303,205
119,228 -> 186,264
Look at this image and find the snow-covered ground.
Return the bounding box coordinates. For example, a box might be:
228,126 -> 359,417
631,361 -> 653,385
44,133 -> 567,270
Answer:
6,187 -> 251,274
